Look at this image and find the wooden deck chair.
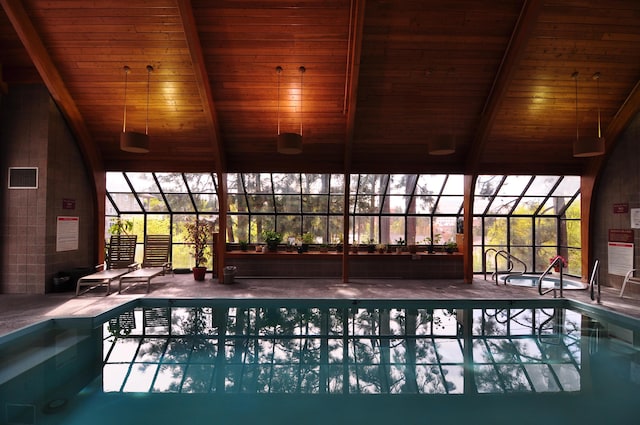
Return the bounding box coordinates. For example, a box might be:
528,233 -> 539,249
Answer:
106,234 -> 138,270
141,234 -> 172,275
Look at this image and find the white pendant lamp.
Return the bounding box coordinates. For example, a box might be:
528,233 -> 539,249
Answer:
120,65 -> 153,153
276,65 -> 305,155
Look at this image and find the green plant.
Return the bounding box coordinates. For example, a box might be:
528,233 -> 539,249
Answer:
262,230 -> 283,250
239,240 -> 249,251
424,233 -> 442,246
445,240 -> 458,253
108,217 -> 133,235
185,218 -> 215,267
395,237 -> 405,245
301,232 -> 315,244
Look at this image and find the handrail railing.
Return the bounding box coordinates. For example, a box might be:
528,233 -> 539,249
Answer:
538,257 -> 564,298
493,250 -> 527,285
483,248 -> 498,281
589,259 -> 601,303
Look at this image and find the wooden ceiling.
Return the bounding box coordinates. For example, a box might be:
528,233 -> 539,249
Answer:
1,0 -> 640,176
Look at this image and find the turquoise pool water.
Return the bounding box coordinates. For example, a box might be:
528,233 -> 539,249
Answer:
1,298 -> 639,424
501,273 -> 587,290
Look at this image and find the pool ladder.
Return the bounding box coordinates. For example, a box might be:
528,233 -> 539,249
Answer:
538,257 -> 565,298
484,249 -> 527,285
589,259 -> 601,303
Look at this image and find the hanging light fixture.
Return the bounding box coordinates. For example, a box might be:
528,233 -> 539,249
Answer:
428,68 -> 455,155
572,71 -> 604,157
276,65 -> 304,154
428,135 -> 456,155
120,65 -> 153,153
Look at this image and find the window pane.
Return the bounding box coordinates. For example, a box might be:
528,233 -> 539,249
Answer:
303,216 -> 326,243
330,174 -> 345,194
228,194 -> 247,212
387,174 -> 416,195
524,176 -> 559,196
244,173 -> 272,193
227,215 -> 249,243
441,175 -> 463,195
110,193 -> 143,212
247,195 -> 274,213
487,197 -> 517,214
277,216 -> 302,239
329,195 -> 344,214
510,217 -> 532,245
552,176 -> 580,196
139,193 -> 168,212
484,217 -> 507,246
415,175 -> 446,195
302,195 -> 328,213
496,176 -> 532,196
387,195 -> 409,214
276,195 -> 301,213
252,216 -> 275,242
273,173 -> 300,194
381,216 -> 405,245
193,193 -> 218,212
147,215 -> 171,235
475,175 -> 502,196
184,173 -> 216,193
433,217 -> 457,244
352,216 -> 379,244
513,197 -> 545,215
410,195 -> 437,214
166,194 -> 195,212
435,196 -> 463,214
126,172 -> 159,192
156,173 -> 188,192
535,218 -> 556,245
106,172 -> 131,191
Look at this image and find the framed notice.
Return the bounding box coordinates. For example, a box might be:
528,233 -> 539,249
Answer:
56,216 -> 79,252
607,242 -> 633,276
631,208 -> 640,229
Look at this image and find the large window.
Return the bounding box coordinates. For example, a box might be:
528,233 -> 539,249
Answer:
106,173 -> 580,274
473,175 -> 581,276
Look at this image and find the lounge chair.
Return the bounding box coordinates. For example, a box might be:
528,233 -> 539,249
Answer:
141,234 -> 172,275
76,234 -> 138,296
117,235 -> 172,293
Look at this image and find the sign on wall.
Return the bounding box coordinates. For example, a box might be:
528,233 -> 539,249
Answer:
631,208 -> 640,229
56,216 -> 79,252
607,242 -> 633,276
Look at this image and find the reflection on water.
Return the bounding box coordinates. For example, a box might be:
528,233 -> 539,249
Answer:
102,305 -> 588,395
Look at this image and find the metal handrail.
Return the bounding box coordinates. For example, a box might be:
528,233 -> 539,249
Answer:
538,257 -> 564,298
483,248 -> 498,281
493,250 -> 527,285
589,259 -> 601,303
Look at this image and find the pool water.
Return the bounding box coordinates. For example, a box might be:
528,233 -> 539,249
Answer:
1,298 -> 639,424
501,273 -> 586,290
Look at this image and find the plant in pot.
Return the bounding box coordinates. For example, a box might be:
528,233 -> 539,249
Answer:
239,240 -> 249,252
300,231 -> 315,252
445,240 -> 458,254
394,237 -> 405,254
262,230 -> 283,252
185,218 -> 215,281
424,233 -> 442,254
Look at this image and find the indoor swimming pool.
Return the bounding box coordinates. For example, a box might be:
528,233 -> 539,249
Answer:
1,298 -> 639,424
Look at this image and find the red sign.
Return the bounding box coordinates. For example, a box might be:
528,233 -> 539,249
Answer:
613,203 -> 629,213
62,198 -> 76,209
608,229 -> 634,243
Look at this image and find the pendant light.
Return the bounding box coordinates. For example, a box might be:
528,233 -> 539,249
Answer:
572,71 -> 605,157
120,65 -> 153,153
276,65 -> 305,155
428,68 -> 455,155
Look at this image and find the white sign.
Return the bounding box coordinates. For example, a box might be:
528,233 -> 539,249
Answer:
631,208 -> 640,229
56,216 -> 79,252
608,242 -> 633,276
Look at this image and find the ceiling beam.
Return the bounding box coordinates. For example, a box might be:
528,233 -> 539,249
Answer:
343,0 -> 366,175
464,0 -> 543,176
0,0 -> 103,177
176,0 -> 225,173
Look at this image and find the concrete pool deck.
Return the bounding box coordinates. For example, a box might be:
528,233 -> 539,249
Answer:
1,274 -> 640,336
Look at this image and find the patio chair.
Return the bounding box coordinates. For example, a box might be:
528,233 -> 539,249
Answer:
76,235 -> 138,296
105,234 -> 138,270
620,269 -> 640,297
141,234 -> 172,275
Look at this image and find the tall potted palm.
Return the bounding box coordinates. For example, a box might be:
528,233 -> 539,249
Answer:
185,218 -> 215,280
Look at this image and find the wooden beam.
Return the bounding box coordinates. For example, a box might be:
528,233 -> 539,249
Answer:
175,0 -> 225,172
343,0 -> 366,174
464,0 -> 543,175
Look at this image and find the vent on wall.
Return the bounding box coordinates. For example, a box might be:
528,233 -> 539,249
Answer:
8,167 -> 38,189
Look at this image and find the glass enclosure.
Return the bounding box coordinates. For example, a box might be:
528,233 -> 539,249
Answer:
106,173 -> 580,274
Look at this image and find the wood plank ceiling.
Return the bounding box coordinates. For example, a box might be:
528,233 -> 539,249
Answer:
1,0 -> 640,176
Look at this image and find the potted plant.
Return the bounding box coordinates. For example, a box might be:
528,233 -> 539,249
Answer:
376,243 -> 387,254
262,230 -> 283,252
445,240 -> 458,254
351,241 -> 359,254
425,233 -> 442,254
301,231 -> 315,252
395,237 -> 405,253
185,218 -> 215,281
367,238 -> 376,253
239,240 -> 249,252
